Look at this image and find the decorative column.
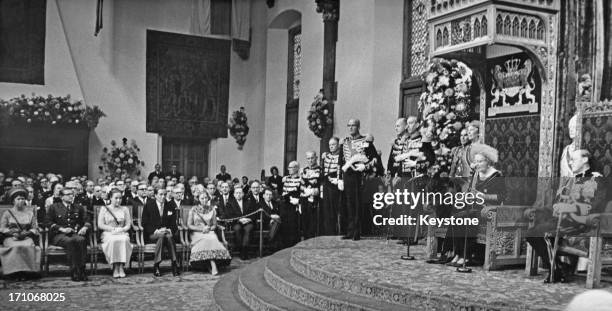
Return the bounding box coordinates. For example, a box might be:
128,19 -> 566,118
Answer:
316,0 -> 339,155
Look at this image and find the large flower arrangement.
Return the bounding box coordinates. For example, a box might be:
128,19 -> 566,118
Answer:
0,94 -> 105,128
99,138 -> 145,178
228,107 -> 249,150
307,90 -> 333,138
418,58 -> 473,176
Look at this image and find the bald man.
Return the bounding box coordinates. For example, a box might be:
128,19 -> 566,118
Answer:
321,137 -> 342,235
339,118 -> 380,240
301,151 -> 323,239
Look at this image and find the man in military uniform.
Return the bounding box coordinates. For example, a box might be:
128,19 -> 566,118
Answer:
526,149 -> 607,283
45,188 -> 91,281
281,161 -> 303,247
389,116 -> 435,245
449,121 -> 480,191
321,137 -> 342,235
301,151 -> 323,239
339,118 -> 380,240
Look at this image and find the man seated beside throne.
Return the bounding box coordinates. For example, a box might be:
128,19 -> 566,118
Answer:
525,149 -> 608,283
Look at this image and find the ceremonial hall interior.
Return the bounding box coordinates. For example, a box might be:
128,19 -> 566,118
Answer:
1,0 -> 612,310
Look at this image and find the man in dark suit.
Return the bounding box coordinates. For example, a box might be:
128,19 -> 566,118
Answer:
246,180 -> 263,206
215,165 -> 232,182
75,180 -> 104,219
260,188 -> 281,246
131,183 -> 148,222
216,182 -> 233,219
45,188 -> 91,281
141,188 -> 180,277
225,187 -> 255,259
166,186 -> 185,215
148,163 -> 165,183
121,181 -> 138,206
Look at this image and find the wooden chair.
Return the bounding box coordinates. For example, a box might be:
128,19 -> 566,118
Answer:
41,206 -> 96,276
134,204 -> 186,273
177,205 -> 229,271
90,205 -> 141,274
426,205 -> 532,270
0,205 -> 44,275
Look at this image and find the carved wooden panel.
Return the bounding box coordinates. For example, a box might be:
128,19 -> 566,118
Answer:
0,0 -> 46,84
146,30 -> 230,139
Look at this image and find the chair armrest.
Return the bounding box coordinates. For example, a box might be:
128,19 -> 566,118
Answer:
40,227 -> 49,250
131,224 -> 143,246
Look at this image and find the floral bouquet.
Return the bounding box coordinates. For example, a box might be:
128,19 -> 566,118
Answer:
228,107 -> 249,150
99,138 -> 145,178
418,58 -> 473,176
307,90 -> 333,138
0,94 -> 105,128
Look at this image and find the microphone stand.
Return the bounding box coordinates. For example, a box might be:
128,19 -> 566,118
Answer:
457,171 -> 478,273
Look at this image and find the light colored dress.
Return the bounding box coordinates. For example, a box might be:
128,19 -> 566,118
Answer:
0,207 -> 41,275
98,206 -> 133,265
189,206 -> 231,262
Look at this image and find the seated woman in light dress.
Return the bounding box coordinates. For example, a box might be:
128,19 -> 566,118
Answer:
97,188 -> 133,278
188,192 -> 231,275
0,188 -> 41,280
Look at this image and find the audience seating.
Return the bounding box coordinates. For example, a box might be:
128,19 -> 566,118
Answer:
90,205 -> 141,274
0,205 -> 44,274
134,204 -> 186,273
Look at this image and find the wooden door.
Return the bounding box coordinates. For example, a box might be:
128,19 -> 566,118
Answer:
162,138 -> 209,179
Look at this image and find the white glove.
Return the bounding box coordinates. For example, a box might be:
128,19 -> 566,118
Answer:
337,180 -> 344,191
289,197 -> 299,205
354,163 -> 366,172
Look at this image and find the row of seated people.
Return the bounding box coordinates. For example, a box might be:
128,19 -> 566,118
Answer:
0,183 -> 282,281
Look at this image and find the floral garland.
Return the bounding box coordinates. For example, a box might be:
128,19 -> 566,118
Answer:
418,58 -> 474,176
99,138 -> 145,178
0,94 -> 105,128
228,107 -> 249,150
307,90 -> 333,138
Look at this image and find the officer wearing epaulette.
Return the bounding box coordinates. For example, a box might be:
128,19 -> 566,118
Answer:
301,151 -> 323,238
449,121 -> 480,191
526,149 -> 607,283
389,116 -> 435,245
45,188 -> 91,282
321,137 -> 342,235
281,161 -> 303,247
339,118 -> 379,240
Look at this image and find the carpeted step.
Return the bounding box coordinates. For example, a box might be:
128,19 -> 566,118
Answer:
264,250 -> 407,311
213,270 -> 250,311
237,258 -> 315,311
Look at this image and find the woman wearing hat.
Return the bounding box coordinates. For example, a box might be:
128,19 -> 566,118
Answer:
446,143 -> 506,267
0,187 -> 41,280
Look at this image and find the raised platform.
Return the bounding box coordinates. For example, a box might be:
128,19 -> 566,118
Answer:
213,236 -> 612,311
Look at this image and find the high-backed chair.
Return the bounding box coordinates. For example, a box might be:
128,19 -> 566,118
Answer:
0,205 -> 43,274
426,204 -> 532,270
90,205 -> 141,274
41,205 -> 96,276
177,205 -> 229,271
134,204 -> 186,273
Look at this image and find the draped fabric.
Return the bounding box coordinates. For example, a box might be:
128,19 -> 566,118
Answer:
231,0 -> 250,41
190,0 -> 211,36
602,0 -> 612,100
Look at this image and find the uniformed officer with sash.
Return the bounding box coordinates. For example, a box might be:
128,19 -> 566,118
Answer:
280,161 -> 303,247
339,118 -> 379,241
321,137 -> 342,235
301,151 -> 323,239
390,116 -> 435,245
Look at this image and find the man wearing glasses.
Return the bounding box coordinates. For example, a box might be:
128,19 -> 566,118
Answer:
45,188 -> 91,281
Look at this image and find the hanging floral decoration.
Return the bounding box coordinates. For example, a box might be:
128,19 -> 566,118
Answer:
228,107 -> 249,150
0,94 -> 105,128
418,58 -> 474,176
99,138 -> 145,178
307,89 -> 333,138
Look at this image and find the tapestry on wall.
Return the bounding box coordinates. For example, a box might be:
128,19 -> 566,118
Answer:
146,30 -> 230,139
582,115 -> 612,188
0,0 -> 46,84
485,116 -> 540,205
486,52 -> 541,118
